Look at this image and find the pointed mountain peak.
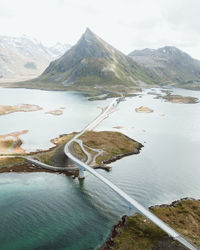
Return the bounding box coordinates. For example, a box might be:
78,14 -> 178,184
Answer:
84,27 -> 95,36
81,27 -> 98,42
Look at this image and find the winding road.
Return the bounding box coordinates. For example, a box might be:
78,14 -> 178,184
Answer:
25,97 -> 196,250
64,98 -> 196,250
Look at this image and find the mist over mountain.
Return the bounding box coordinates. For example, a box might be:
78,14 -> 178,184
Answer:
0,35 -> 71,82
48,42 -> 71,59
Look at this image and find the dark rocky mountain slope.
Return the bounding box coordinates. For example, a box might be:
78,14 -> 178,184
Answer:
129,46 -> 200,87
36,28 -> 155,91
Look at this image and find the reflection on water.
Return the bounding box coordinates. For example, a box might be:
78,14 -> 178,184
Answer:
0,87 -> 200,249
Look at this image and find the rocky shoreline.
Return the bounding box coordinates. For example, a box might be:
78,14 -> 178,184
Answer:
102,142 -> 143,165
149,197 -> 200,209
101,215 -> 128,250
101,198 -> 200,250
0,161 -> 78,176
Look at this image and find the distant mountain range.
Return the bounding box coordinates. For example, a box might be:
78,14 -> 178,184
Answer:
129,47 -> 200,86
3,29 -> 200,93
48,42 -> 71,59
0,35 -> 71,82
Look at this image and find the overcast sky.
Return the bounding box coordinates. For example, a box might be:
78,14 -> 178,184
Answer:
1,0 -> 200,59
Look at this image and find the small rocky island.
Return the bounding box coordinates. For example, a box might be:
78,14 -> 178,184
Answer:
45,109 -> 64,116
156,94 -> 199,104
103,198 -> 200,250
135,106 -> 154,113
0,104 -> 42,116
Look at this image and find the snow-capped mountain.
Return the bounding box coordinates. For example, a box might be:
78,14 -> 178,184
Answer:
48,42 -> 71,59
0,35 -> 70,81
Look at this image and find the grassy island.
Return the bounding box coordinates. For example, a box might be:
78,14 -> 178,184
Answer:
0,131 -> 143,174
37,131 -> 143,171
78,131 -> 143,167
103,198 -> 200,250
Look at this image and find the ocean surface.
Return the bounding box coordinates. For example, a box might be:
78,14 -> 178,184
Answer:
0,87 -> 200,250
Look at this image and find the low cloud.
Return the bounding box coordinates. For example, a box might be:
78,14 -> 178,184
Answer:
0,0 -> 200,59
0,5 -> 13,19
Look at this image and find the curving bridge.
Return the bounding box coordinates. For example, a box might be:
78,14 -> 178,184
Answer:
64,98 -> 196,250
28,97 -> 196,250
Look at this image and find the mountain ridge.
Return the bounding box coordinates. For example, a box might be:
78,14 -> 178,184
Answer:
129,46 -> 200,86
0,35 -> 71,82
3,29 -> 200,92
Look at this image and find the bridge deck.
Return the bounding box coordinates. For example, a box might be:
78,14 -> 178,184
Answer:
64,147 -> 196,250
26,97 -> 197,250
64,98 -> 196,250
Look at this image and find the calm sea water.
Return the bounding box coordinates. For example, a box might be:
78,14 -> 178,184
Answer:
0,87 -> 200,250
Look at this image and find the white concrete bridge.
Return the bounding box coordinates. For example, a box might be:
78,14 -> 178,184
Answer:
27,97 -> 196,250
63,97 -> 196,250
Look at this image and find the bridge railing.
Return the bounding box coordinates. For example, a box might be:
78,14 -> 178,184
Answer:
64,147 -> 196,250
63,98 -> 197,250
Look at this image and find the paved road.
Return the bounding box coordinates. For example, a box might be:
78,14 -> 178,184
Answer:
24,156 -> 78,172
18,97 -> 196,250
83,144 -> 104,166
24,99 -> 118,173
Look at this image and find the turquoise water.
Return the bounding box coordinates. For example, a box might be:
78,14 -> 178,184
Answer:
0,87 -> 200,249
0,173 -> 116,250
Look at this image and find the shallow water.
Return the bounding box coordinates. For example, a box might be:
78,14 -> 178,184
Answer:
0,88 -> 111,151
0,87 -> 200,249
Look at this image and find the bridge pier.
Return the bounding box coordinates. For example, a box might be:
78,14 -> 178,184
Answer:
126,205 -> 132,217
78,167 -> 85,180
63,98 -> 197,250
